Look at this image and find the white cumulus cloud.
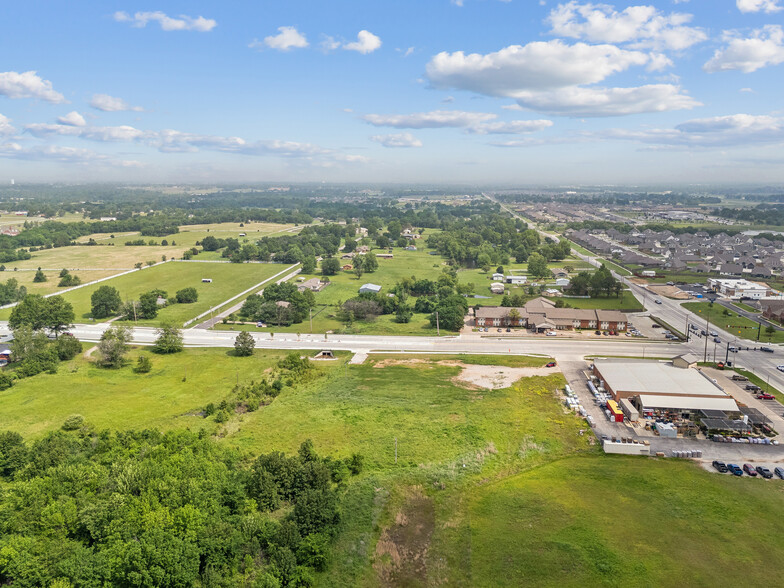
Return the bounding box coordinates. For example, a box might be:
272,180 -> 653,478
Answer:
370,133 -> 423,148
0,71 -> 66,103
603,113 -> 784,147
343,30 -> 382,54
426,40 -> 698,116
547,2 -> 707,51
89,94 -> 144,112
737,0 -> 782,13
253,26 -> 309,51
56,111 -> 86,127
362,110 -> 497,129
113,11 -> 216,32
362,109 -> 554,134
468,119 -> 554,134
22,120 -> 365,164
704,25 -> 784,73
0,114 -> 15,135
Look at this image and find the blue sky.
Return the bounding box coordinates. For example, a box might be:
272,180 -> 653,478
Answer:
1,1 -> 783,184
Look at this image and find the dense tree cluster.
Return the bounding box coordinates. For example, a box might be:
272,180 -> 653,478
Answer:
566,265 -> 623,298
9,294 -> 74,335
239,283 -> 315,327
0,429 -> 354,587
424,215 -> 573,268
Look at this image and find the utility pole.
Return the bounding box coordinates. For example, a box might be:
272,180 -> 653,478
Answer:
703,316 -> 709,363
757,321 -> 762,341
309,307 -> 313,334
436,311 -> 440,336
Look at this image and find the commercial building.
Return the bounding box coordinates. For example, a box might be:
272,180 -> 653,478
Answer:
592,359 -> 739,418
475,297 -> 627,331
708,278 -> 772,300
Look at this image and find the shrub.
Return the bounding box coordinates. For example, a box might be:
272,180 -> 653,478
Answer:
55,334 -> 82,360
0,372 -> 13,390
134,354 -> 152,374
61,414 -> 84,431
175,287 -> 198,303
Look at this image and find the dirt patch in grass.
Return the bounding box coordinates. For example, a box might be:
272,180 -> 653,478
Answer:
374,486 -> 435,587
648,284 -> 691,300
454,364 -> 559,390
372,358 -> 558,389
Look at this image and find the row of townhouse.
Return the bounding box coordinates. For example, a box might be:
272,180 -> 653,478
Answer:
475,297 -> 627,332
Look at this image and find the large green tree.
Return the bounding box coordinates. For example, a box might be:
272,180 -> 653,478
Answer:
9,295 -> 74,335
91,285 -> 122,318
526,252 -> 549,279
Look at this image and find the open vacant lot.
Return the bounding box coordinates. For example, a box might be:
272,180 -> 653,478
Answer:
3,347 -> 784,586
466,456 -> 784,587
0,348 -> 291,438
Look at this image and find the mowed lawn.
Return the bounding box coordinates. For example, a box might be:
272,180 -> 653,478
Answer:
0,348 -> 291,439
0,261 -> 292,325
74,221 -> 299,248
467,456 -> 784,587
0,268 -> 123,296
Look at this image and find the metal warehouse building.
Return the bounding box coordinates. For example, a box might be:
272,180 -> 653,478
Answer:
592,359 -> 740,417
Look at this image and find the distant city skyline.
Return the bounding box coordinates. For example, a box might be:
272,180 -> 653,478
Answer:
1,1 -> 783,184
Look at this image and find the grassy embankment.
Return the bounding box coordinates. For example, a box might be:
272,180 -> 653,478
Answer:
683,301 -> 777,343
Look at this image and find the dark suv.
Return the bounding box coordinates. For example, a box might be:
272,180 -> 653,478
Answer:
756,466 -> 773,479
712,460 -> 728,473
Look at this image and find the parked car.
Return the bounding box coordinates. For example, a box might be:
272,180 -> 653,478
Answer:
710,331 -> 718,337
760,346 -> 774,353
757,393 -> 775,400
743,463 -> 758,476
497,328 -> 502,332
712,460 -> 728,473
728,346 -> 738,352
594,330 -> 601,335
775,467 -> 784,480
651,324 -> 661,329
756,466 -> 773,479
728,464 -> 743,476
506,327 -> 511,332
745,384 -> 760,391
731,374 -> 748,381
256,322 -> 266,328
545,361 -> 557,368
546,331 -> 557,336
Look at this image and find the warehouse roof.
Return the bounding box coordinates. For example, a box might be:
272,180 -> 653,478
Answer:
637,394 -> 740,412
594,360 -> 727,397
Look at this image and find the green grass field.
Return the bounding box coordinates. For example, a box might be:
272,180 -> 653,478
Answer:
683,301 -> 777,342
0,261 -> 291,325
466,456 -> 784,587
0,348 -> 292,438
3,347 -> 784,586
